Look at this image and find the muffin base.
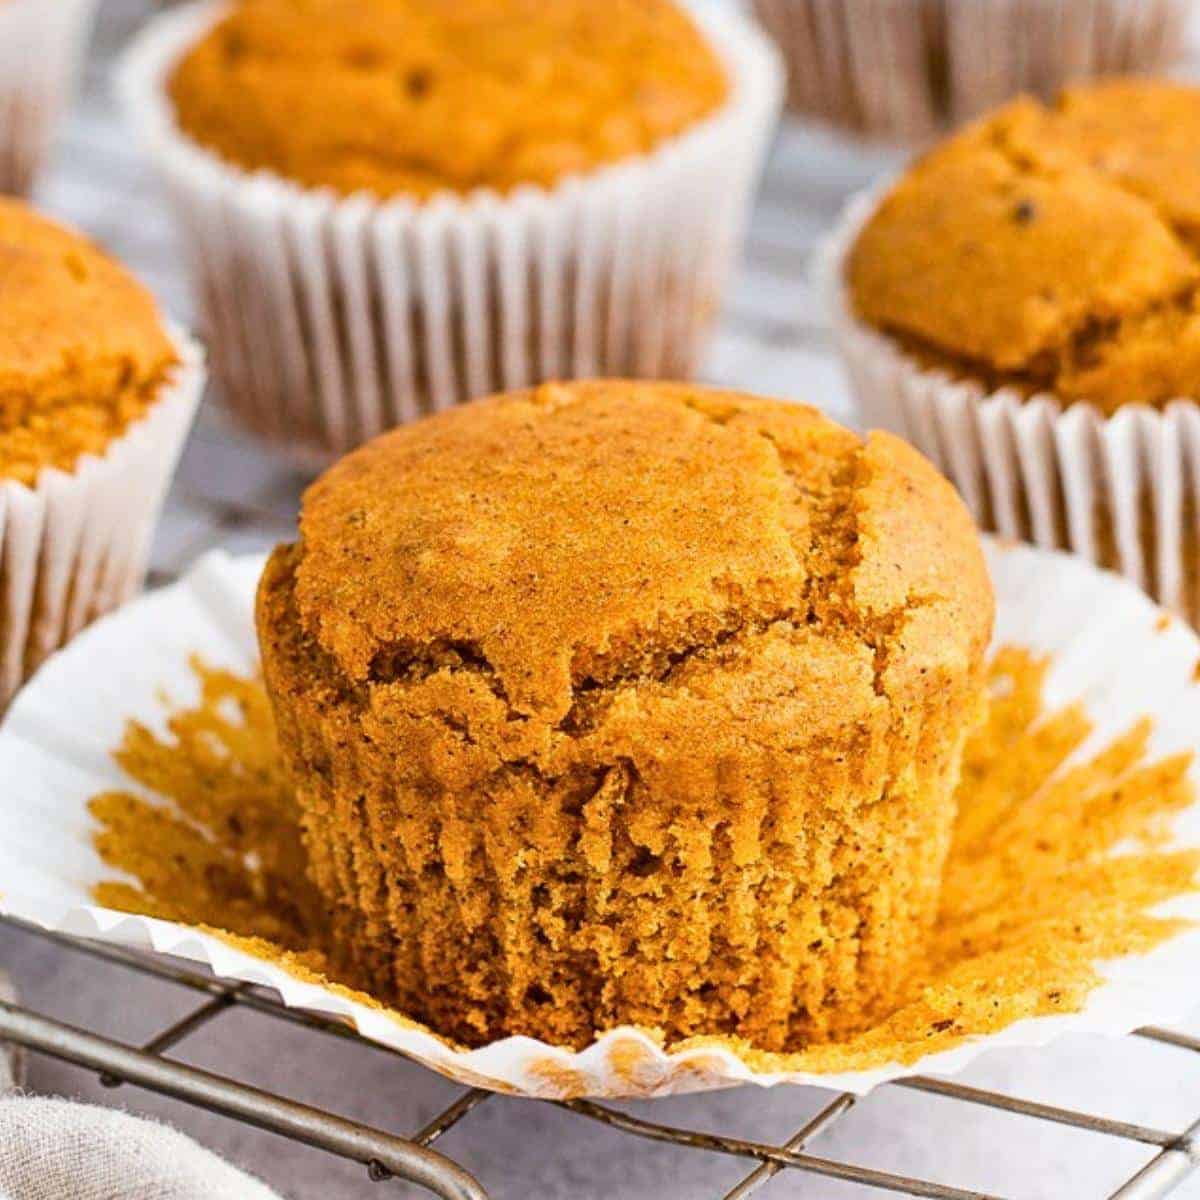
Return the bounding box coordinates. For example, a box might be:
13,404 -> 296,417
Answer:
258,544 -> 983,1052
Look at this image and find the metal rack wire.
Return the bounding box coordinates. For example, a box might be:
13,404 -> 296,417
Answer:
1,913 -> 1197,1200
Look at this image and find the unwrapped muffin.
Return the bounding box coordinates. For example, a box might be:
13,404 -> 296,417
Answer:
0,198 -> 203,709
257,380 -> 993,1050
120,0 -> 782,464
753,0 -> 1191,142
824,79 -> 1200,625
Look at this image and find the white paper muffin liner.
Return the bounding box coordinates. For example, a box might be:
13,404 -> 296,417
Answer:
751,0 -> 1191,142
821,189 -> 1200,627
1,539 -> 1199,1099
0,0 -> 98,196
115,1 -> 783,467
0,328 -> 204,713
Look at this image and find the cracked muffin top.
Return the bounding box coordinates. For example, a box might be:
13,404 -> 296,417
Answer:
168,0 -> 729,200
281,380 -> 992,734
0,199 -> 176,486
847,80 -> 1200,414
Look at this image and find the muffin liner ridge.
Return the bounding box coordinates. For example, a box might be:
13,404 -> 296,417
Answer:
116,1 -> 784,467
820,188 -> 1200,628
752,0 -> 1190,143
0,0 -> 99,196
0,327 -> 205,713
2,540 -> 1200,1100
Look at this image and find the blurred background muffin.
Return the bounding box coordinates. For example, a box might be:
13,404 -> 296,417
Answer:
0,197 -> 203,710
824,78 -> 1200,626
753,0 -> 1194,142
256,380 -> 993,1051
0,0 -> 99,195
119,0 -> 782,466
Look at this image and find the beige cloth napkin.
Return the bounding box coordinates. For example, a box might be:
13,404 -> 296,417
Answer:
0,973 -> 284,1200
0,1099 -> 284,1200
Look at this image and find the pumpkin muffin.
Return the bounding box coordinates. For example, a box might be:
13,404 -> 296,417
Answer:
168,0 -> 729,199
120,0 -> 781,462
0,198 -> 203,710
847,80 -> 1200,416
256,380 -> 993,1051
828,78 -> 1200,628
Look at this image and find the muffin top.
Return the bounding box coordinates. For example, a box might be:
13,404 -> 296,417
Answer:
0,199 -> 177,486
168,0 -> 729,200
281,380 -> 992,737
848,80 -> 1200,414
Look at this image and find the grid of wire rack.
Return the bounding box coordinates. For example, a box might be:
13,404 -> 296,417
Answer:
0,911 -> 1197,1200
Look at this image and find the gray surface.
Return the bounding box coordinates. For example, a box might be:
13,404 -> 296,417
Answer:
3,3 -> 1200,1198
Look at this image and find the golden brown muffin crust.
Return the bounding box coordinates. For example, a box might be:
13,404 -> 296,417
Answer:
294,381 -> 992,723
848,81 -> 1200,414
168,0 -> 729,200
0,199 -> 177,485
1026,80 -> 1200,244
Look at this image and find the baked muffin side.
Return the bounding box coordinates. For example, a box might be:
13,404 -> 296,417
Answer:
168,0 -> 730,199
848,81 -> 1200,415
0,198 -> 177,485
257,381 -> 994,1050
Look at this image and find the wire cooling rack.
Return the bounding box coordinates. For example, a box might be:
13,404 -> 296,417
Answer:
1,913 -> 1198,1200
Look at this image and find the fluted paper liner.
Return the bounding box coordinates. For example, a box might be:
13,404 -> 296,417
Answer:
752,0 -> 1190,143
0,328 -> 205,712
0,0 -> 98,196
116,1 -> 783,466
1,540 -> 1199,1099
821,189 -> 1200,627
